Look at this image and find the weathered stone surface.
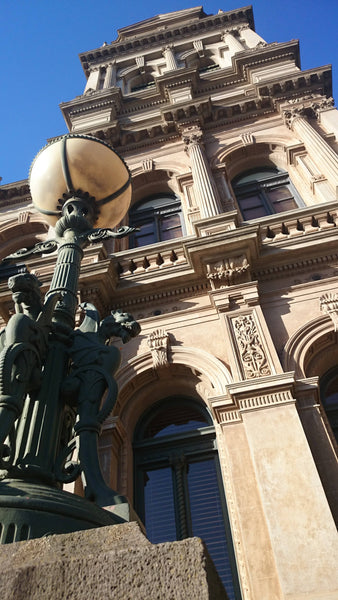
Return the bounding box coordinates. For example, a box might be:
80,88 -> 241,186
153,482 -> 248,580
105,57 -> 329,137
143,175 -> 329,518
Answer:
0,522 -> 229,600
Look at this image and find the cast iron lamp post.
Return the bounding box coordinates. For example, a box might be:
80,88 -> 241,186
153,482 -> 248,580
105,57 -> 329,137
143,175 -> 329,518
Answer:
0,134 -> 140,543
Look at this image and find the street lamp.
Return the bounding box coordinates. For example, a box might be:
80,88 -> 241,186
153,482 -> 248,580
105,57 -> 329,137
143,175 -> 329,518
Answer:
0,134 -> 140,543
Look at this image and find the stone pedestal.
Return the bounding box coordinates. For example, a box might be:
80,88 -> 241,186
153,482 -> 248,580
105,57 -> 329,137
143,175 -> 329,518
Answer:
0,522 -> 229,600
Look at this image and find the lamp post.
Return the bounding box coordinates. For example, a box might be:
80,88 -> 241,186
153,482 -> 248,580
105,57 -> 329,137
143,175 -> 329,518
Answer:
0,134 -> 140,543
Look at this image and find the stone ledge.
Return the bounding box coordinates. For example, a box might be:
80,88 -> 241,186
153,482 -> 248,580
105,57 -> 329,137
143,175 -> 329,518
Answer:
0,522 -> 229,600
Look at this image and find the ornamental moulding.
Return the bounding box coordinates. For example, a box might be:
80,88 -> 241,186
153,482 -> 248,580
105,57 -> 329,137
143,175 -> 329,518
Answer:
111,282 -> 210,312
69,99 -> 120,116
116,345 -> 232,399
238,389 -> 295,412
253,251 -> 338,281
211,388 -> 296,420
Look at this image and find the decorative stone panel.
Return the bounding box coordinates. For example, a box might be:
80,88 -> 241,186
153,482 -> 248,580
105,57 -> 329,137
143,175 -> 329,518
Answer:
231,312 -> 272,379
147,328 -> 170,369
206,255 -> 250,290
221,304 -> 282,382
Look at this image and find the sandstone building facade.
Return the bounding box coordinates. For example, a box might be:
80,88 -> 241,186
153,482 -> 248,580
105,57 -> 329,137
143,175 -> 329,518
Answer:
0,5 -> 337,599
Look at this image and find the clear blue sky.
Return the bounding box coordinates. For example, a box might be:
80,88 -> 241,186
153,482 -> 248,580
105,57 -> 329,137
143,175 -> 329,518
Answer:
1,0 -> 337,184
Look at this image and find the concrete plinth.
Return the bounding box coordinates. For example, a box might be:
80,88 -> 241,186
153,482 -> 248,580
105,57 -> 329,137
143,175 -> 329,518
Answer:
0,522 -> 229,599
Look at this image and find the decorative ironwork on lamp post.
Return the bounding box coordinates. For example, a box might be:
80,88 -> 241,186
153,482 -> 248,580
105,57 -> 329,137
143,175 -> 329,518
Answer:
0,134 -> 140,543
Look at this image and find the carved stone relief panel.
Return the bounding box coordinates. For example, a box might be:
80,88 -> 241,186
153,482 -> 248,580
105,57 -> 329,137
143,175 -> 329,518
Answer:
147,328 -> 170,368
230,312 -> 272,379
206,255 -> 250,290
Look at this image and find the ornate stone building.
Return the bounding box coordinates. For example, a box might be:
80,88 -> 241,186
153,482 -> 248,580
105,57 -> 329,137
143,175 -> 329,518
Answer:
0,5 -> 337,599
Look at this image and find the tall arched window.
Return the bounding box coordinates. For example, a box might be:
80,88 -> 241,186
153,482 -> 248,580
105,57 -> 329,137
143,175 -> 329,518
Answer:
133,397 -> 242,600
320,367 -> 338,443
129,194 -> 184,248
232,167 -> 303,220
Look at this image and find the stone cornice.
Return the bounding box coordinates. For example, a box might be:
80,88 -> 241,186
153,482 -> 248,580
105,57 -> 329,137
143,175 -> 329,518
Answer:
0,205 -> 337,315
110,280 -> 210,314
96,95 -> 275,152
278,94 -> 335,125
235,39 -> 300,73
79,6 -> 254,73
60,87 -> 123,116
63,68 -> 330,153
0,181 -> 31,206
210,372 -> 297,424
254,251 -> 338,282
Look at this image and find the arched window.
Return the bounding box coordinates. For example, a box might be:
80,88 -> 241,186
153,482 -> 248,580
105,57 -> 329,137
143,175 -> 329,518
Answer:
129,194 -> 184,248
129,73 -> 155,93
133,397 -> 242,600
320,367 -> 338,443
232,167 -> 303,220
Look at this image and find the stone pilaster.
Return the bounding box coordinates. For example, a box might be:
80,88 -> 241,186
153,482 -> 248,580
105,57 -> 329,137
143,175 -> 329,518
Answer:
228,374 -> 338,599
209,282 -> 281,381
103,62 -> 117,89
84,67 -> 100,93
182,125 -> 221,219
162,45 -> 178,71
214,166 -> 236,212
283,104 -> 338,197
239,25 -> 266,48
314,97 -> 338,140
221,30 -> 245,54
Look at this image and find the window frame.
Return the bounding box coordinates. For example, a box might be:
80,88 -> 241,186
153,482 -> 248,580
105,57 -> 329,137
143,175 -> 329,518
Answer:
232,168 -> 304,221
320,366 -> 338,443
133,396 -> 242,600
129,194 -> 184,248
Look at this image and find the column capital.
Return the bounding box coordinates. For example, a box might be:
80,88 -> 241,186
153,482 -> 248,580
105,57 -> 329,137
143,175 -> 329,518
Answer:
281,105 -> 307,129
310,96 -> 335,117
181,124 -> 204,151
281,95 -> 334,127
221,27 -> 237,37
162,43 -> 174,52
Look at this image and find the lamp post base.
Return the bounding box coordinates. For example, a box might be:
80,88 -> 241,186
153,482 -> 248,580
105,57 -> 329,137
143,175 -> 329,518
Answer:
0,479 -> 126,543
